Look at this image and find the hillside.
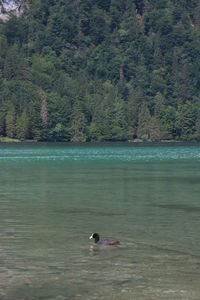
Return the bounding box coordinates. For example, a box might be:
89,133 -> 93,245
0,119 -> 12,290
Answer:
0,0 -> 200,142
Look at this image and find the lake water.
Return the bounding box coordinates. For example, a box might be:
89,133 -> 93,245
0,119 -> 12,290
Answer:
0,143 -> 200,300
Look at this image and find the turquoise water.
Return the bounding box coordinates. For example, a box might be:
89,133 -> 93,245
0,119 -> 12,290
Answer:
0,143 -> 200,300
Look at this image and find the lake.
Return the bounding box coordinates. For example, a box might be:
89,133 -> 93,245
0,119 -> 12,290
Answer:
0,143 -> 200,300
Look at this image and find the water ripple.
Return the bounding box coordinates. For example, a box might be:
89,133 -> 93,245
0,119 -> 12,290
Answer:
0,144 -> 200,162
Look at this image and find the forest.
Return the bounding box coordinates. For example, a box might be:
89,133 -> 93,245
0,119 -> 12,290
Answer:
0,0 -> 200,142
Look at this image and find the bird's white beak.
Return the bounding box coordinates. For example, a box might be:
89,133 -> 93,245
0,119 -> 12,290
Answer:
89,235 -> 93,239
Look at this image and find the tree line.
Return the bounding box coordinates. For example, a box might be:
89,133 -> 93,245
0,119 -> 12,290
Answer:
0,0 -> 200,142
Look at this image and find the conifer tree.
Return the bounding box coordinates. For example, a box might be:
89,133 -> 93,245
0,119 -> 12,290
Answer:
40,90 -> 48,140
16,109 -> 30,140
5,104 -> 16,138
70,100 -> 87,142
0,0 -> 199,142
137,103 -> 151,140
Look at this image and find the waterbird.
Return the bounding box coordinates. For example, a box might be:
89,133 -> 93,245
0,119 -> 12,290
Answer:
89,233 -> 120,246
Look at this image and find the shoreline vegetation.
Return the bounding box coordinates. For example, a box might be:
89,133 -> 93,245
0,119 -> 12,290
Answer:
0,136 -> 198,144
0,1 -> 200,143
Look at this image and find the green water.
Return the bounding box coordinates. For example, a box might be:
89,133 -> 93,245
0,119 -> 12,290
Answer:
0,143 -> 200,300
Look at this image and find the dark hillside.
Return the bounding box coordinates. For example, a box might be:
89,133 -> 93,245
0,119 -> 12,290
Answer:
0,0 -> 200,141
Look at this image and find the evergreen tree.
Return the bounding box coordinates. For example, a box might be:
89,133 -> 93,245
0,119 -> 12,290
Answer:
110,96 -> 127,141
40,90 -> 48,140
154,92 -> 165,119
0,103 -> 6,136
176,102 -> 197,140
127,87 -> 142,140
163,106 -> 177,138
5,104 -> 16,138
0,35 -> 8,69
16,109 -> 30,140
0,0 -> 199,142
194,114 -> 200,141
3,44 -> 20,80
137,103 -> 151,140
70,100 -> 87,142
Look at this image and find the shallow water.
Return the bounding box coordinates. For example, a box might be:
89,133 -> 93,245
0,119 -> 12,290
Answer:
0,143 -> 200,300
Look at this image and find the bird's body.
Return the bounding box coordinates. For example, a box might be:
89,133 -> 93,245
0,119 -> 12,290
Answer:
90,233 -> 120,246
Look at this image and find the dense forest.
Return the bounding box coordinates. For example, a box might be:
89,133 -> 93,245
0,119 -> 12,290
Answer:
0,0 -> 200,142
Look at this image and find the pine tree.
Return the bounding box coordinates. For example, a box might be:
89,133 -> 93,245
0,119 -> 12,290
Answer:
0,106 -> 6,136
3,44 -> 31,81
70,100 -> 87,142
127,87 -> 144,140
110,96 -> 127,141
0,35 -> 8,69
137,103 -> 151,140
40,90 -> 48,140
154,92 -> 165,119
5,104 -> 16,138
16,109 -> 30,140
194,114 -> 200,141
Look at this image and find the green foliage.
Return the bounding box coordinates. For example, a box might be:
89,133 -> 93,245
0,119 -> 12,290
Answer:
0,0 -> 200,142
16,109 -> 30,140
0,35 -> 8,69
0,104 -> 6,136
194,114 -> 200,141
5,103 -> 16,138
70,100 -> 87,142
3,44 -> 30,80
176,102 -> 197,140
137,103 -> 151,140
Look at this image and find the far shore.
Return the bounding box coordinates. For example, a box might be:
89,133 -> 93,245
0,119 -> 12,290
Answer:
0,137 -> 200,145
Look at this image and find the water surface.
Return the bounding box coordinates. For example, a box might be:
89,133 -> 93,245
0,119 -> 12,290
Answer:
0,143 -> 200,300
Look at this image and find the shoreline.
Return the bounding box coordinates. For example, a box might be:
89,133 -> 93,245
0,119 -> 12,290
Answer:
0,138 -> 200,146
